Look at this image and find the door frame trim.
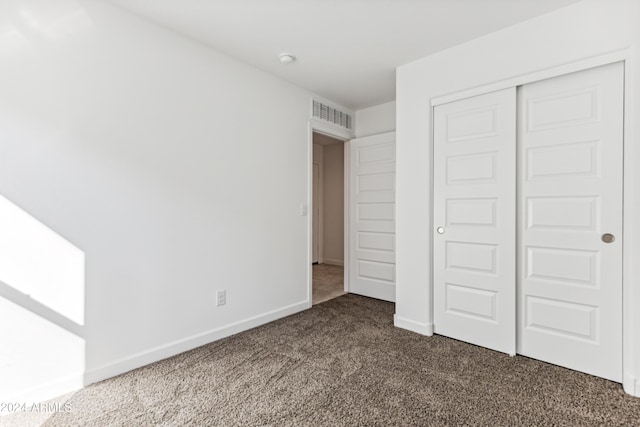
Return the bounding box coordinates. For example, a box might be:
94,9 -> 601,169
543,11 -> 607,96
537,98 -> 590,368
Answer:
307,122 -> 350,307
429,50 -> 635,393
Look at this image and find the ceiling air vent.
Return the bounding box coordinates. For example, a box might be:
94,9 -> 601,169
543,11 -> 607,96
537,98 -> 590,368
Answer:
312,99 -> 353,131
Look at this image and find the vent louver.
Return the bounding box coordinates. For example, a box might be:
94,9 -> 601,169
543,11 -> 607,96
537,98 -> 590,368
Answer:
312,99 -> 353,130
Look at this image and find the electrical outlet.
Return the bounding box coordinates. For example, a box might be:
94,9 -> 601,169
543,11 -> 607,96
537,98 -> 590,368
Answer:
216,290 -> 226,307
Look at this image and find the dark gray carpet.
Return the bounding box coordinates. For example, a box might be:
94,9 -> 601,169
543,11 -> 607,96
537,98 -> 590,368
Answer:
33,295 -> 640,425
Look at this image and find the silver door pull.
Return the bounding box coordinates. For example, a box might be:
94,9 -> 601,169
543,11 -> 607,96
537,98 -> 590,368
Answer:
602,233 -> 615,243
436,227 -> 445,234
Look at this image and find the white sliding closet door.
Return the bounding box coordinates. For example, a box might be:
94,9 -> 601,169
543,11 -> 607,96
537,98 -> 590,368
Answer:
433,88 -> 516,355
517,62 -> 623,382
349,132 -> 396,302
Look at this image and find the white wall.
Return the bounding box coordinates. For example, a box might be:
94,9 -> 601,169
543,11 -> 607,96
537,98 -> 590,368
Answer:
322,143 -> 344,265
0,0 -> 314,403
355,101 -> 396,137
395,0 -> 640,396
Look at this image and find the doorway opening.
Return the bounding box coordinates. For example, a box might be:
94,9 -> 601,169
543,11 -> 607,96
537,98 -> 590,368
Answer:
312,131 -> 346,305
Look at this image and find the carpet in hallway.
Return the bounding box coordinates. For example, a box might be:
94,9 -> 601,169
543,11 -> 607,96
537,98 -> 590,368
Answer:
312,263 -> 345,305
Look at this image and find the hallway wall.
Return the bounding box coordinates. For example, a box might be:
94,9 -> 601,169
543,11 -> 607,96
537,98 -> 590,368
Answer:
322,142 -> 344,265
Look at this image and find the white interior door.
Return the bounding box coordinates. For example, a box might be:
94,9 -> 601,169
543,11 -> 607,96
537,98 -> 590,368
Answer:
433,88 -> 517,355
349,132 -> 396,302
517,62 -> 623,381
312,162 -> 320,264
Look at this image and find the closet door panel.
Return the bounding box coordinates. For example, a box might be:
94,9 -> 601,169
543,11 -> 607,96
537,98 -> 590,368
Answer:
518,62 -> 623,382
433,88 -> 516,355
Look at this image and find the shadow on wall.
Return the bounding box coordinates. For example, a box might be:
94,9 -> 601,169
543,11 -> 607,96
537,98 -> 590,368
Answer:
0,195 -> 85,411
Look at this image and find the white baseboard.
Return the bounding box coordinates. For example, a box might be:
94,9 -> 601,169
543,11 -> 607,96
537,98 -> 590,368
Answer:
394,314 -> 433,336
84,300 -> 309,386
322,258 -> 344,266
2,300 -> 310,410
623,373 -> 640,397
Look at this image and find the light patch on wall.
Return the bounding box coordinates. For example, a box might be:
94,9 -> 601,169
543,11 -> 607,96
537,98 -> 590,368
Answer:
0,195 -> 85,404
0,195 -> 85,324
18,0 -> 94,40
0,0 -> 94,57
0,24 -> 29,55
